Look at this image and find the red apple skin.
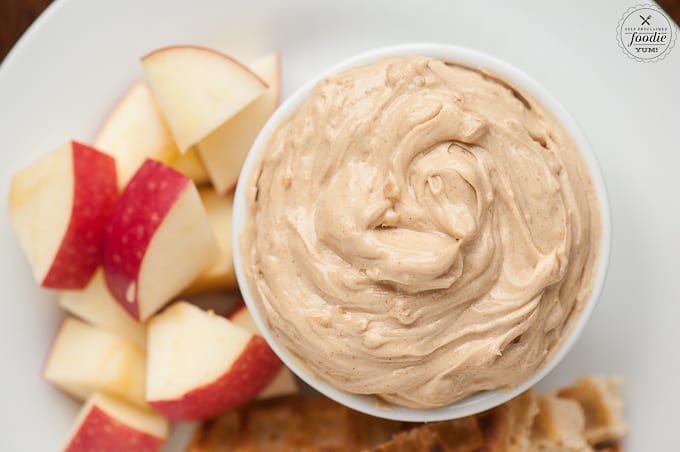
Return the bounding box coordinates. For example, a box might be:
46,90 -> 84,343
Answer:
42,142 -> 117,288
149,335 -> 282,420
103,159 -> 189,319
64,405 -> 163,452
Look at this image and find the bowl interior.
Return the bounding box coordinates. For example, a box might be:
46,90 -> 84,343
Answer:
232,43 -> 612,422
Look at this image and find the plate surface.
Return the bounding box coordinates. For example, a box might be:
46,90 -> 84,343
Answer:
0,0 -> 678,449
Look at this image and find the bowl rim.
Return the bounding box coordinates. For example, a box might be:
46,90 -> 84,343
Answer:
232,42 -> 612,422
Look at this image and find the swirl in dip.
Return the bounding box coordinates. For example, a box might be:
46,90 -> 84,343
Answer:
241,56 -> 601,408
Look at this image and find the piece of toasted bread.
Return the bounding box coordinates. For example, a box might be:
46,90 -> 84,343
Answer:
188,392 -> 530,452
187,395 -> 410,451
529,394 -> 592,452
370,415 -> 485,452
477,389 -> 538,452
372,389 -> 538,452
188,377 -> 627,452
557,376 -> 628,448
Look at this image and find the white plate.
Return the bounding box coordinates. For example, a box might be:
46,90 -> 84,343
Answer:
0,0 -> 678,449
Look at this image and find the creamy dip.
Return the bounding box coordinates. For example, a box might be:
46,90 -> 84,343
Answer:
241,56 -> 600,408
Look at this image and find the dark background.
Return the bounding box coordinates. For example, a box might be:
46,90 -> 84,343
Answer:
1,0 -> 680,62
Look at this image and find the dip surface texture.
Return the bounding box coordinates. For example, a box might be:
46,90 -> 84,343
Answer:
242,56 -> 600,408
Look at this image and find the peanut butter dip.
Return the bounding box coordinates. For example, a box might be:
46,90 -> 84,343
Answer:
241,56 -> 601,408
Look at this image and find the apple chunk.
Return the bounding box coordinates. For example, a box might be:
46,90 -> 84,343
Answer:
258,366 -> 299,400
64,392 -> 168,452
8,141 -> 117,289
196,52 -> 281,194
169,147 -> 210,185
228,304 -> 299,399
181,188 -> 236,296
43,317 -> 146,406
94,80 -> 209,186
142,45 -> 268,152
94,81 -> 178,187
58,269 -> 146,348
146,301 -> 282,420
102,159 -> 218,321
228,302 -> 259,333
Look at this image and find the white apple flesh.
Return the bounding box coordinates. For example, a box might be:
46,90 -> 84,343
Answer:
43,317 -> 147,406
181,188 -> 236,296
142,45 -> 268,152
58,269 -> 146,348
169,148 -> 210,185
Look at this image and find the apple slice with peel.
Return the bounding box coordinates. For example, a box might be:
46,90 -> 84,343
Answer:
228,303 -> 259,333
257,366 -> 299,400
58,269 -> 146,348
228,303 -> 298,399
181,188 -> 236,296
64,392 -> 168,452
94,81 -> 177,187
43,317 -> 146,406
146,301 -> 282,420
94,80 -> 209,186
8,141 -> 117,289
102,159 -> 218,321
142,45 -> 268,152
196,52 -> 281,194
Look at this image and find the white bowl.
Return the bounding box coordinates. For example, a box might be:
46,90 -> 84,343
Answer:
232,43 -> 611,422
